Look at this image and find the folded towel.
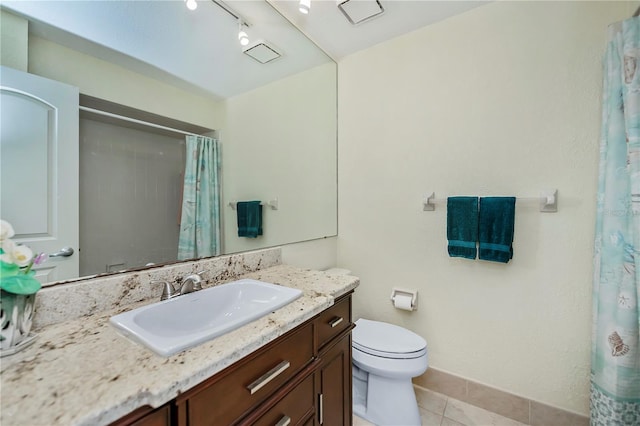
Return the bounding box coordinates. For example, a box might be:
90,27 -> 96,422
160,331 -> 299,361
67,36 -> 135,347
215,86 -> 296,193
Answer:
447,197 -> 479,259
237,201 -> 263,238
478,197 -> 516,263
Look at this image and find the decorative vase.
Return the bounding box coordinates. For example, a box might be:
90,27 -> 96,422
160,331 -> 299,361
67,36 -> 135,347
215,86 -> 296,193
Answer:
0,272 -> 40,355
0,289 -> 36,351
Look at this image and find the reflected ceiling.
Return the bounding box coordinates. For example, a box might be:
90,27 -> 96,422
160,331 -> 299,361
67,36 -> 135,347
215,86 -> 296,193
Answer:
2,0 -> 332,99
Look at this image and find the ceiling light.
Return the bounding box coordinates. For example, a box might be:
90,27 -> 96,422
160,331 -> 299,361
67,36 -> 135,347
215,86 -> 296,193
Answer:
299,0 -> 311,14
238,20 -> 249,46
184,0 -> 197,11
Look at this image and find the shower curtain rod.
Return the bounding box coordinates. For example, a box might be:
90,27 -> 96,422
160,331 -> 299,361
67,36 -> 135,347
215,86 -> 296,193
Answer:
79,106 -> 204,137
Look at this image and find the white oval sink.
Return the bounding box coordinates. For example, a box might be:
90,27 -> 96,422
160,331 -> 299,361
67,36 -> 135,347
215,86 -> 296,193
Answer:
109,279 -> 302,356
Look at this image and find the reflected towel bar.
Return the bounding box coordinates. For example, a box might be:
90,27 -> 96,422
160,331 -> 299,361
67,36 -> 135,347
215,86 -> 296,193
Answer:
423,190 -> 557,212
228,199 -> 279,210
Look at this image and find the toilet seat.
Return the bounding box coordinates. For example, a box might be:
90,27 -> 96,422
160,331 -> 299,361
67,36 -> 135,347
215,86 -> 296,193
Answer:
353,319 -> 427,360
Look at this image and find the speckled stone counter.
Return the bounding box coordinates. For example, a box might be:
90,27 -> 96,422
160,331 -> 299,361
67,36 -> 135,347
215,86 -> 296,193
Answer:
0,265 -> 359,426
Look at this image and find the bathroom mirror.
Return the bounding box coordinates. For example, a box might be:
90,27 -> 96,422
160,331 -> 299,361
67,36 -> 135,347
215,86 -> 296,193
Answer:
0,0 -> 337,284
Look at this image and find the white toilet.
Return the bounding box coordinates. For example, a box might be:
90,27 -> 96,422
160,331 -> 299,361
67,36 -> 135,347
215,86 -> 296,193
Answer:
352,318 -> 428,426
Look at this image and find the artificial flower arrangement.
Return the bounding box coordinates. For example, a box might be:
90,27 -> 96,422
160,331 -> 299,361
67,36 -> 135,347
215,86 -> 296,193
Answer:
0,220 -> 44,295
0,220 -> 45,353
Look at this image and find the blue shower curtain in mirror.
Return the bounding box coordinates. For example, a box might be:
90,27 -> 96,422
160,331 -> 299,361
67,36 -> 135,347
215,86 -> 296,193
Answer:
177,135 -> 221,260
591,17 -> 640,425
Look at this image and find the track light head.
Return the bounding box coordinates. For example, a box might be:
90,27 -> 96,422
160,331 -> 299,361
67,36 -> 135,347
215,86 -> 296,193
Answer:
299,0 -> 311,14
238,20 -> 249,46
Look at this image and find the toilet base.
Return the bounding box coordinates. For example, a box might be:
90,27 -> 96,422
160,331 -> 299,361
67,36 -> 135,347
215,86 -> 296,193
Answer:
353,372 -> 422,426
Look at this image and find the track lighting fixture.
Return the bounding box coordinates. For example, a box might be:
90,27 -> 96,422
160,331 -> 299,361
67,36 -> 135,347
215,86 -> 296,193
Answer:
238,20 -> 249,46
184,0 -> 197,11
299,0 -> 311,14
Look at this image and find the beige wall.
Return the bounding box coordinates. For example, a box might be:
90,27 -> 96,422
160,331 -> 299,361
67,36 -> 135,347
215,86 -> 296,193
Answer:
28,36 -> 224,130
338,0 -> 632,415
222,62 -> 338,254
281,237 -> 337,271
0,10 -> 28,71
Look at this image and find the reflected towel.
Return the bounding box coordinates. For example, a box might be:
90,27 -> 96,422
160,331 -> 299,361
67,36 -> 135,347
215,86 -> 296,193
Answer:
447,197 -> 479,259
237,201 -> 263,238
478,197 -> 516,263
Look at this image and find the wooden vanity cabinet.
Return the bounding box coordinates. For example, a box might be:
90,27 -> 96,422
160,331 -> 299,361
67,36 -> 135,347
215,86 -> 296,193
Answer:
114,293 -> 353,426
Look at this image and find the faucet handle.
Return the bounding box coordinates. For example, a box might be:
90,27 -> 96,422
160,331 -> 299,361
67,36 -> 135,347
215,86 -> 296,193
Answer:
152,280 -> 176,301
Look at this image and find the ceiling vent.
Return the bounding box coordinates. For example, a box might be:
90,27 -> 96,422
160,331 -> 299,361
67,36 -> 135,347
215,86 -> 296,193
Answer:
337,0 -> 385,25
243,42 -> 281,64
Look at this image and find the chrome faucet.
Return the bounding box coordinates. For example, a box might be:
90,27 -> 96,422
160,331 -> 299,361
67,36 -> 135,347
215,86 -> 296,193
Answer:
153,272 -> 205,301
178,273 -> 203,295
153,280 -> 177,301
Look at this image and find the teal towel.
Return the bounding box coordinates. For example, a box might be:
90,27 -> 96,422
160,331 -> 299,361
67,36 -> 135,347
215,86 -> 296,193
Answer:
478,197 -> 516,263
237,201 -> 263,238
447,197 -> 479,259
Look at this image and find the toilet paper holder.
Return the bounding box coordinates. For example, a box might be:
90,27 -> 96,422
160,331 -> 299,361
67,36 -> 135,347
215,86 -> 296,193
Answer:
390,288 -> 418,311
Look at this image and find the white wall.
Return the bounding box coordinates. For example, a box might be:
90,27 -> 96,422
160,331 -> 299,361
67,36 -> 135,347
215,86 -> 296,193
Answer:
222,63 -> 337,254
337,0 -> 632,415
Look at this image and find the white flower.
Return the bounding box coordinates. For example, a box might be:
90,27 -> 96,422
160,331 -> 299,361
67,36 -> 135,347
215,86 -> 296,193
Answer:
1,239 -> 33,267
0,220 -> 15,241
12,245 -> 33,267
0,239 -> 16,263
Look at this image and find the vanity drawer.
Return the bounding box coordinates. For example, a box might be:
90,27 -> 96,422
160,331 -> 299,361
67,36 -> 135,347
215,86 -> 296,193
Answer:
185,322 -> 314,426
250,373 -> 315,426
316,295 -> 351,349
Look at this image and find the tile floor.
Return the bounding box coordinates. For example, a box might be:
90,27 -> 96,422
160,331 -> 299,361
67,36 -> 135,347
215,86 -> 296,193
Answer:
353,385 -> 528,426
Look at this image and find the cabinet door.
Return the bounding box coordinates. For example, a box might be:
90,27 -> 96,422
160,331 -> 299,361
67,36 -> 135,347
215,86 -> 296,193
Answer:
317,335 -> 352,425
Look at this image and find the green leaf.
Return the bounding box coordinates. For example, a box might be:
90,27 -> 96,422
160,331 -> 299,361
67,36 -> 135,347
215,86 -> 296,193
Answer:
0,261 -> 19,278
0,273 -> 41,295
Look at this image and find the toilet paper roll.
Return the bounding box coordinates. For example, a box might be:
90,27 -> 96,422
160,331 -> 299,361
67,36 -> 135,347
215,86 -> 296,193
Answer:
393,294 -> 413,311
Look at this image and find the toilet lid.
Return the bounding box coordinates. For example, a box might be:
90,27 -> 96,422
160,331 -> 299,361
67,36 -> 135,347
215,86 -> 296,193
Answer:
353,319 -> 427,359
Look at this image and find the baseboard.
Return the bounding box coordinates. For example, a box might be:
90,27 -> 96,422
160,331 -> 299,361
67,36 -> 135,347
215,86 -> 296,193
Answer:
413,368 -> 589,426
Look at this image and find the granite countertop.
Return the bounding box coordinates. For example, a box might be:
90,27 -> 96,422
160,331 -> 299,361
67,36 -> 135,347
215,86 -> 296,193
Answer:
0,265 -> 359,426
